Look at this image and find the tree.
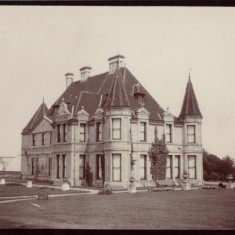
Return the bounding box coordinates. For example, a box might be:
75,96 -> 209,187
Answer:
220,156 -> 235,180
148,132 -> 169,185
203,149 -> 235,181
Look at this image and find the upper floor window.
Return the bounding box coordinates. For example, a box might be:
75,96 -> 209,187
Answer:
139,122 -> 147,142
96,123 -> 102,142
112,118 -> 121,140
32,134 -> 36,146
42,133 -> 45,146
63,124 -> 67,142
187,125 -> 195,143
57,125 -> 61,143
50,132 -> 52,145
80,124 -> 86,142
166,124 -> 172,143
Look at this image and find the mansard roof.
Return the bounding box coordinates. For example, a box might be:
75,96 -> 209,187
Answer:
45,67 -> 165,123
179,77 -> 202,118
104,67 -> 130,108
22,101 -> 48,134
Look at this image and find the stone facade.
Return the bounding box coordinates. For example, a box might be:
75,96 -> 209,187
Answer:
21,55 -> 203,187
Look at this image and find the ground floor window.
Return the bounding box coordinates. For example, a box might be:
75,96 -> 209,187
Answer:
188,155 -> 196,179
62,155 -> 66,178
79,155 -> 86,179
96,155 -> 102,180
56,155 -> 60,179
166,155 -> 172,179
112,154 -> 121,182
140,154 -> 147,180
48,158 -> 52,177
174,155 -> 180,178
31,158 -> 35,175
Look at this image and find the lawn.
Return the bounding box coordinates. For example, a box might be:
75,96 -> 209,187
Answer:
0,185 -> 88,197
0,189 -> 234,229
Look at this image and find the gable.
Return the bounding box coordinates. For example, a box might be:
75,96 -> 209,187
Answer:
31,118 -> 53,133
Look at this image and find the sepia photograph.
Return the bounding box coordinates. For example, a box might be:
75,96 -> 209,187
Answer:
0,5 -> 235,230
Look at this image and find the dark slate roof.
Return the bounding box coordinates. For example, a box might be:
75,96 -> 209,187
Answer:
46,67 -> 165,122
179,78 -> 202,118
22,101 -> 48,134
24,67 -> 166,134
104,68 -> 130,108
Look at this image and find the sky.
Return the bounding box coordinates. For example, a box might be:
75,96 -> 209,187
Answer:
0,6 -> 235,159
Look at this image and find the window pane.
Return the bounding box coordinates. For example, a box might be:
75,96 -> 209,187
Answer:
140,122 -> 146,141
188,155 -> 196,179
140,155 -> 146,180
166,155 -> 172,179
80,124 -> 86,142
56,155 -> 60,179
174,155 -> 180,178
187,125 -> 195,143
96,155 -> 102,180
112,119 -> 121,139
113,119 -> 120,128
79,155 -> 85,179
112,154 -> 121,181
166,124 -> 171,143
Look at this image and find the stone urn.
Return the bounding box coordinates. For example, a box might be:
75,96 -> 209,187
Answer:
227,174 -> 234,189
129,176 -> 136,193
181,172 -> 191,191
0,178 -> 6,185
26,180 -> 33,188
182,173 -> 190,180
62,182 -> 70,191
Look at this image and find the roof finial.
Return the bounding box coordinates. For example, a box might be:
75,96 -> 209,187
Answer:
189,68 -> 191,80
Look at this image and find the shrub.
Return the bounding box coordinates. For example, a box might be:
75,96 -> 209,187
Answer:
85,163 -> 93,186
97,183 -> 113,195
148,133 -> 169,183
97,188 -> 113,195
6,182 -> 23,186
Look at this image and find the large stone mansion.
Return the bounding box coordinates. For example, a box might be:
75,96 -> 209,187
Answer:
21,55 -> 203,187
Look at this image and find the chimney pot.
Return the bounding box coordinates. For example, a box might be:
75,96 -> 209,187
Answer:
65,73 -> 74,88
80,66 -> 92,82
108,55 -> 125,74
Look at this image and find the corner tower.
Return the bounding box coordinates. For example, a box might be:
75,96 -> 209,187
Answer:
103,64 -> 131,186
179,74 -> 203,184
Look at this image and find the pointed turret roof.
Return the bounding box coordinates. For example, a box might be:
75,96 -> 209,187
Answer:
104,67 -> 130,108
179,75 -> 202,118
22,100 -> 48,134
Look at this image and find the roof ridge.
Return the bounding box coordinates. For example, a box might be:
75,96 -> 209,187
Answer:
97,72 -> 110,94
104,67 -> 130,108
29,102 -> 47,131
